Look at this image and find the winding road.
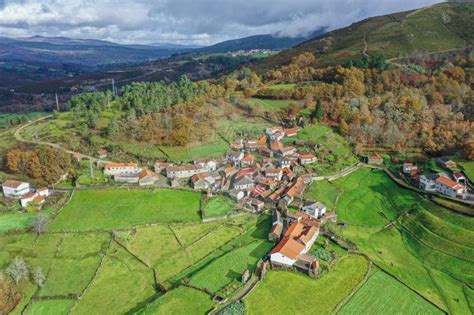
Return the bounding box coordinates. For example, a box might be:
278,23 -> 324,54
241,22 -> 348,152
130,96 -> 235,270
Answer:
14,115 -> 113,164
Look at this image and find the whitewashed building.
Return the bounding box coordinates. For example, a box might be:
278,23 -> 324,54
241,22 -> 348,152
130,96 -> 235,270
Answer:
2,180 -> 30,198
104,163 -> 141,176
301,201 -> 326,218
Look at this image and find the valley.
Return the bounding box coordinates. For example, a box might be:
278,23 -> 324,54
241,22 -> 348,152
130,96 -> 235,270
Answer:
0,2 -> 473,315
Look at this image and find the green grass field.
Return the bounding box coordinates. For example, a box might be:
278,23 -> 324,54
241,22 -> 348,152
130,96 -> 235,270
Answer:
189,240 -> 273,294
248,98 -> 291,111
50,189 -> 201,231
339,271 -> 443,315
137,287 -> 213,315
26,299 -> 75,315
202,196 -> 236,218
304,180 -> 341,212
70,244 -> 156,315
267,83 -> 296,90
245,255 -> 369,314
284,124 -> 357,175
329,168 -> 474,314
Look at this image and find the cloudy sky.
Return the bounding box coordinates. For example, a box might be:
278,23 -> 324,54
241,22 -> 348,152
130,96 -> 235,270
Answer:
0,0 -> 443,45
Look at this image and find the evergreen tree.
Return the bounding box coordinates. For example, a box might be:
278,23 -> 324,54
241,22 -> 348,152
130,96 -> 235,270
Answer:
312,99 -> 323,121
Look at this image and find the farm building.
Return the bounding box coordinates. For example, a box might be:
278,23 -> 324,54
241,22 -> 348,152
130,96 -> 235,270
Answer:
166,165 -> 206,179
1,180 -> 30,198
301,201 -> 326,218
20,192 -> 45,208
436,157 -> 457,170
367,155 -> 383,165
138,169 -> 158,186
435,176 -> 466,198
270,222 -> 320,275
104,163 -> 141,176
233,175 -> 255,190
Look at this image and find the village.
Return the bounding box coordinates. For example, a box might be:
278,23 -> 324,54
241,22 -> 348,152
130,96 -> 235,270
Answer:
2,125 -> 473,278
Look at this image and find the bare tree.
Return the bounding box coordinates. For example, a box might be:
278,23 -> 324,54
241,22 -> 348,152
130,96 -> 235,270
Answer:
32,214 -> 48,235
33,267 -> 46,288
5,257 -> 29,285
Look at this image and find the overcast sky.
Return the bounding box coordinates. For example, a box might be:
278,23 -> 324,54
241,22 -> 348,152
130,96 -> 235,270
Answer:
0,0 -> 444,45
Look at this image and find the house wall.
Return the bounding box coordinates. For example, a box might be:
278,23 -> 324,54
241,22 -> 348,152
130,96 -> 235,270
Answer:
104,166 -> 141,176
2,183 -> 30,198
270,253 -> 296,267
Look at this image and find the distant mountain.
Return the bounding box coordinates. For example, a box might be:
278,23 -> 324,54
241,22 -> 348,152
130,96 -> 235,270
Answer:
149,42 -> 204,50
257,2 -> 474,70
0,36 -> 193,67
197,30 -> 326,54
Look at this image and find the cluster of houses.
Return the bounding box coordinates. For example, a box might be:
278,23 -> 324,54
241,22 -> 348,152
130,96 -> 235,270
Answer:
101,126 -> 321,212
401,157 -> 470,199
99,126 -> 330,274
1,180 -> 50,208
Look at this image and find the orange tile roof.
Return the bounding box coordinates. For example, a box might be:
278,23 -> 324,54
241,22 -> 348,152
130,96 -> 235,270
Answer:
299,226 -> 319,245
105,162 -> 138,169
271,141 -> 283,151
2,180 -> 25,189
270,237 -> 306,259
436,176 -> 464,189
284,222 -> 305,238
139,169 -> 157,179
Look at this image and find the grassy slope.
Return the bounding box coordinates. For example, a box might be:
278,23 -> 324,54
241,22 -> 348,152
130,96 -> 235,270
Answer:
50,189 -> 201,231
257,2 -> 474,69
245,255 -> 368,315
137,287 -> 213,315
202,195 -> 236,218
26,299 -> 75,315
339,270 -> 443,315
330,169 -> 473,314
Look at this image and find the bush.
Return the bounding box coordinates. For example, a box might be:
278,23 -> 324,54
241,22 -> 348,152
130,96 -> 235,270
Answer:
219,301 -> 245,315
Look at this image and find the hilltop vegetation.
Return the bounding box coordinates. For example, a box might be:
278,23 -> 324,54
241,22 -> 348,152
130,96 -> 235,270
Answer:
260,2 -> 474,69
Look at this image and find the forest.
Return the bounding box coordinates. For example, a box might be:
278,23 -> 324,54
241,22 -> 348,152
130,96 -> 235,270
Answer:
63,48 -> 474,157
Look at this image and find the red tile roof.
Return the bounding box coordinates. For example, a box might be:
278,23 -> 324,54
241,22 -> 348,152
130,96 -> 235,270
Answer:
2,180 -> 26,189
436,176 -> 464,190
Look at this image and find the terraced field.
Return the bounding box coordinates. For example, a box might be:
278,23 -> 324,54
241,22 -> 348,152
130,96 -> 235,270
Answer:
339,271 -> 443,315
1,191 -> 273,315
328,168 -> 474,314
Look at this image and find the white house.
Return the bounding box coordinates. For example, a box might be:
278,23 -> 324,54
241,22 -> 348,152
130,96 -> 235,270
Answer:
228,190 -> 245,201
435,176 -> 466,198
270,222 -> 319,269
194,159 -> 217,172
299,152 -> 317,165
419,174 -> 438,192
2,180 -> 30,198
403,163 -> 417,174
104,163 -> 141,176
225,151 -> 244,166
166,165 -> 206,179
301,201 -> 326,218
265,168 -> 283,181
37,187 -> 50,197
20,192 -> 45,208
233,175 -> 255,190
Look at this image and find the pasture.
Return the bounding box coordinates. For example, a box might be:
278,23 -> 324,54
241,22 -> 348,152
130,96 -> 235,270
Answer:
50,189 -> 201,231
248,98 -> 291,111
245,255 -> 369,314
330,169 -> 474,314
189,240 -> 274,294
137,287 -> 213,315
202,195 -> 236,218
304,180 -> 340,212
339,271 -> 443,315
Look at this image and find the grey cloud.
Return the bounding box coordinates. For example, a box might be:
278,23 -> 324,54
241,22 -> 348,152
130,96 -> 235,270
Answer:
0,0 -> 444,44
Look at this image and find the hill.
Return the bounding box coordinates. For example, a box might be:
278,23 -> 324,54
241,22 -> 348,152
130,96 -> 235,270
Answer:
257,2 -> 474,69
197,30 -> 325,54
0,36 -> 192,67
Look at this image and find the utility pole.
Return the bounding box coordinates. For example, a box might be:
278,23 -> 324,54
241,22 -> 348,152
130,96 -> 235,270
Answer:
55,93 -> 60,111
112,79 -> 115,97
89,158 -> 94,179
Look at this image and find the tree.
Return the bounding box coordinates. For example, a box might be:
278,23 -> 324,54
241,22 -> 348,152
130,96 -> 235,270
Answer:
5,257 -> 29,285
107,116 -> 119,137
312,99 -> 323,121
33,267 -> 46,288
32,214 -> 48,235
0,273 -> 20,314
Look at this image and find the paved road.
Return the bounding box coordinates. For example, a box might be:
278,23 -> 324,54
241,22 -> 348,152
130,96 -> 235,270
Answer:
14,115 -> 113,164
